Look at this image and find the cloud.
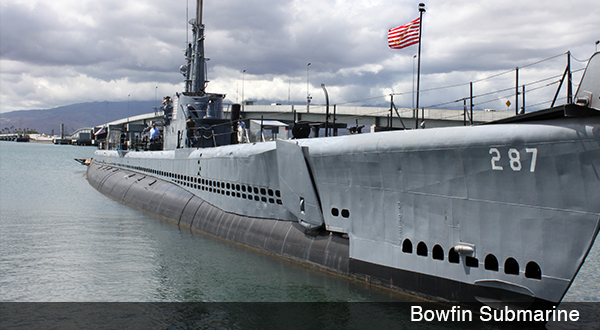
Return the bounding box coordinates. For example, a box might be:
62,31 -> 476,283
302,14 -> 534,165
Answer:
1,0 -> 598,113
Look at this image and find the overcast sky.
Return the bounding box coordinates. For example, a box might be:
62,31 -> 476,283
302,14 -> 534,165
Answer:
1,0 -> 598,113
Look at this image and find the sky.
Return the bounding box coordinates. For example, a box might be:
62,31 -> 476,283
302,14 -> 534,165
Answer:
1,0 -> 599,113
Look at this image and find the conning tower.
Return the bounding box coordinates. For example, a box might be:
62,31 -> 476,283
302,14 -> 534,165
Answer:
164,0 -> 228,150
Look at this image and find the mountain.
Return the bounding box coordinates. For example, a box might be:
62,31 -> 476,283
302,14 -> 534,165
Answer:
0,101 -> 157,135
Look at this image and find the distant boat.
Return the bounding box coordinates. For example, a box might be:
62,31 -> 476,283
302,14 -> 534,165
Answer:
53,138 -> 71,145
29,134 -> 54,143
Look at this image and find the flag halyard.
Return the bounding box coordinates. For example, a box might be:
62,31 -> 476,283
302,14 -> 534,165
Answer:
388,17 -> 420,50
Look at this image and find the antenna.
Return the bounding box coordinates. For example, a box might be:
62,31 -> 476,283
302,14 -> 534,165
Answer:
190,0 -> 206,94
186,0 -> 189,45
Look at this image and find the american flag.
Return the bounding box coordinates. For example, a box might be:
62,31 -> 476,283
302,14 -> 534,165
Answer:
388,17 -> 420,50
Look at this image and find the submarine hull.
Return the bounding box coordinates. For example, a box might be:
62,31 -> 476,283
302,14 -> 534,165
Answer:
87,160 -> 564,311
86,161 -> 350,275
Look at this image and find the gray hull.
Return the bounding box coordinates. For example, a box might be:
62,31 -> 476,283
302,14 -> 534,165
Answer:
86,162 -> 350,274
88,107 -> 600,309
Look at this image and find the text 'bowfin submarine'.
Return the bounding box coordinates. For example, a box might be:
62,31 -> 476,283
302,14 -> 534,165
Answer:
86,0 -> 600,318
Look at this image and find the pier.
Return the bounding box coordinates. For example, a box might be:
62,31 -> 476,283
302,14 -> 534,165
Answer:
1,104 -> 513,147
0,134 -> 20,141
92,103 -> 513,134
87,104 -> 513,149
235,104 -> 513,130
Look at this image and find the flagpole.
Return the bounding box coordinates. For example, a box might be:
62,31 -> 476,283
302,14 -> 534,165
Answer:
415,3 -> 426,129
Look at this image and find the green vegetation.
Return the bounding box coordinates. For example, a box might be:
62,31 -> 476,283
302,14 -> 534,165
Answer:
0,126 -> 38,134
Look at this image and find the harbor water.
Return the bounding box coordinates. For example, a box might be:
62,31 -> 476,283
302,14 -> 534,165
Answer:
1,141 -> 598,329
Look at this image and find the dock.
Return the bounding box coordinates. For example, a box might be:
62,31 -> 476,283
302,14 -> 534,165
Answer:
2,104 -> 514,147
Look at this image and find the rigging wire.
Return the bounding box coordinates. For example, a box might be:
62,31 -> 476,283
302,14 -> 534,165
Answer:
341,52 -> 581,110
571,53 -> 595,63
389,52 -> 586,111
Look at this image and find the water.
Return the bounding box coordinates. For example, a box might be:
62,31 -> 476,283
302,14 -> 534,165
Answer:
0,141 -> 406,303
1,141 -> 598,329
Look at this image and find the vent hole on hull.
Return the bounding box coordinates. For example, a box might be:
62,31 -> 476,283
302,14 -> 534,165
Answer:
465,256 -> 479,268
402,239 -> 412,253
504,257 -> 520,275
432,245 -> 444,260
525,261 -> 542,280
485,254 -> 499,271
417,242 -> 428,257
448,248 -> 459,264
331,208 -> 339,217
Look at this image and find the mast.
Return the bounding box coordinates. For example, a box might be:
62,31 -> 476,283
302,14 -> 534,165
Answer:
415,3 -> 425,128
190,0 -> 206,94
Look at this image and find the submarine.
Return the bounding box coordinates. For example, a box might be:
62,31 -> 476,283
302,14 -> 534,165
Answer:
86,0 -> 600,314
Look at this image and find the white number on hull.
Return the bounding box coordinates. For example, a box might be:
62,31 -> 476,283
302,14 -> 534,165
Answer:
525,148 -> 538,172
489,147 -> 538,172
508,148 -> 521,171
489,148 -> 503,170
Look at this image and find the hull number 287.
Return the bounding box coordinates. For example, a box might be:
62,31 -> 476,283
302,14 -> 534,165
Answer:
489,147 -> 538,172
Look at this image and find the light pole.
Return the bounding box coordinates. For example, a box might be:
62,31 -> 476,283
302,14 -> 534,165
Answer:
154,86 -> 158,114
105,102 -> 109,150
307,63 -> 311,113
321,84 -> 329,137
127,94 -> 130,148
242,70 -> 246,112
127,94 -> 130,121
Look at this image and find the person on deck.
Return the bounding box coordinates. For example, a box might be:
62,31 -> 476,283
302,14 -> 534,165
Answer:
149,123 -> 161,150
186,115 -> 196,147
237,119 -> 248,143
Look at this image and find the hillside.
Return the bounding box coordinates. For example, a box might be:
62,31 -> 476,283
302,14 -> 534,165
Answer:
0,101 -> 156,135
